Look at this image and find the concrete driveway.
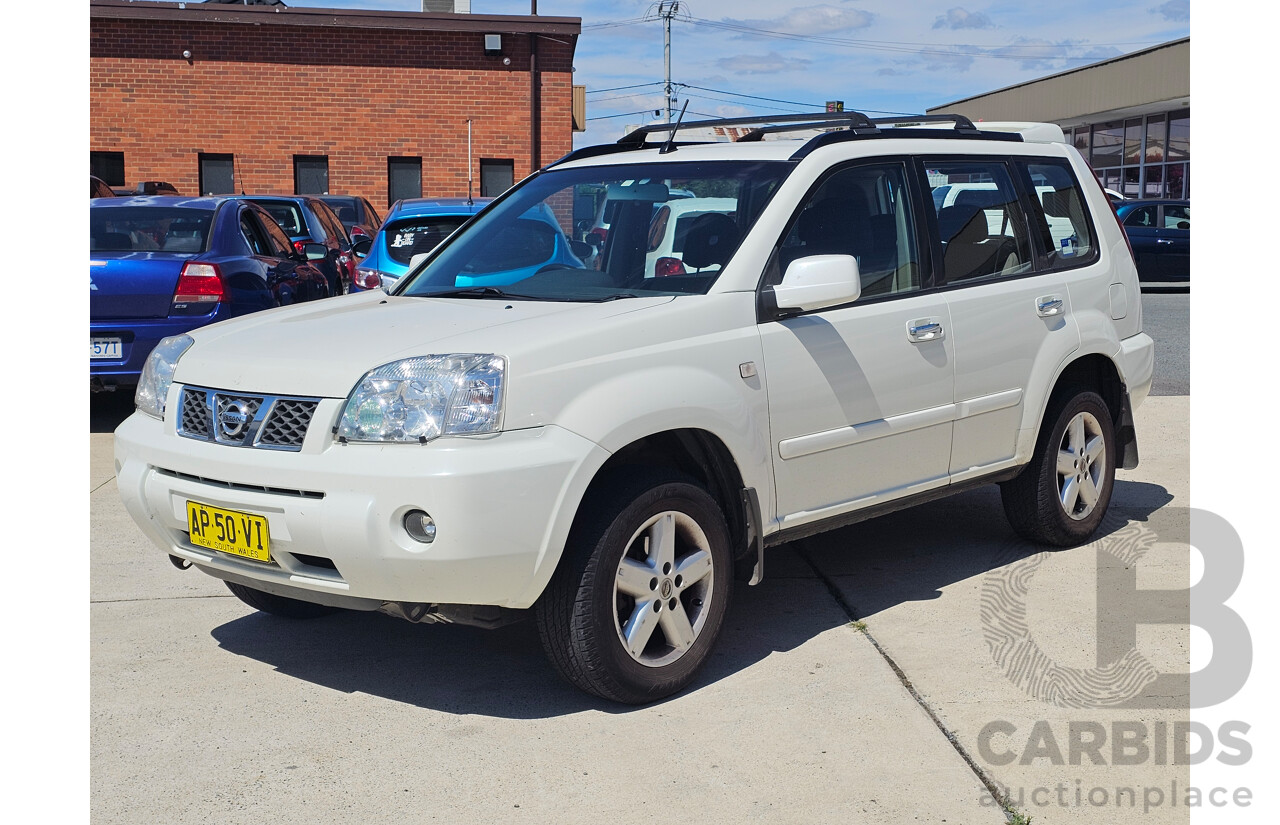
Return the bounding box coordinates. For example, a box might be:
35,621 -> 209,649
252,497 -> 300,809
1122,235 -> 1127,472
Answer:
91,394 -> 1189,824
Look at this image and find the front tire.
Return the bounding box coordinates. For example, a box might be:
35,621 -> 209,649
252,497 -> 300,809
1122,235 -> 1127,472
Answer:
1001,388 -> 1116,546
535,470 -> 733,704
224,581 -> 340,619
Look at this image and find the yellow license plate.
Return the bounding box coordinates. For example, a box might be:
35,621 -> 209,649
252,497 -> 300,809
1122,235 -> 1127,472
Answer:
186,500 -> 271,563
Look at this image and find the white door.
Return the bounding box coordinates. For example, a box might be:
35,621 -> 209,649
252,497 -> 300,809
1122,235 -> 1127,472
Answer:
757,161 -> 955,528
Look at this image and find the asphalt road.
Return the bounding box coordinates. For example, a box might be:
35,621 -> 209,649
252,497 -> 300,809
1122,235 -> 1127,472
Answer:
1140,290 -> 1190,396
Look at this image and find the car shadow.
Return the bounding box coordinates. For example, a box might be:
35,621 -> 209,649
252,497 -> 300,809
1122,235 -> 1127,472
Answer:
207,478 -> 1176,717
91,391 -> 135,434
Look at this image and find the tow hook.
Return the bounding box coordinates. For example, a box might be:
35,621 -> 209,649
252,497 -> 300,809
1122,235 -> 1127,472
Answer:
169,554 -> 192,570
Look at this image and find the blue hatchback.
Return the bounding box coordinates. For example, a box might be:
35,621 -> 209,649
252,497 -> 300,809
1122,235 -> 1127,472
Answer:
353,198 -> 493,290
90,196 -> 331,391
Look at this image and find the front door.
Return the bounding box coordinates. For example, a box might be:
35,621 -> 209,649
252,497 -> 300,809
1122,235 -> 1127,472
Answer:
758,160 -> 955,528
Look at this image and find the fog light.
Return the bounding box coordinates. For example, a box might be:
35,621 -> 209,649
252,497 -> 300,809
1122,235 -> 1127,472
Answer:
404,510 -> 437,544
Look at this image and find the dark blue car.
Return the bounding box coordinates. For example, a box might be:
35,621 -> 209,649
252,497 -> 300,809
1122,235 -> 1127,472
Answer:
90,196 -> 331,391
1115,199 -> 1190,285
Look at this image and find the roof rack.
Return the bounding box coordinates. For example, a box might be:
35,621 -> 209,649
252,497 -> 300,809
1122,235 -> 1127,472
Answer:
544,109 -> 1021,169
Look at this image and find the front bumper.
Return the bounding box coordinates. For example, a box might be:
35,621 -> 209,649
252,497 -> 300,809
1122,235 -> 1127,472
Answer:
114,397 -> 609,609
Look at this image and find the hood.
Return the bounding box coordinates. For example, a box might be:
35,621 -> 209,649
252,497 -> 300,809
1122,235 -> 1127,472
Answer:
174,291 -> 675,397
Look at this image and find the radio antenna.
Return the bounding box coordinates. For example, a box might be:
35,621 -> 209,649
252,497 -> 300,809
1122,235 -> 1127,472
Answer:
467,119 -> 474,206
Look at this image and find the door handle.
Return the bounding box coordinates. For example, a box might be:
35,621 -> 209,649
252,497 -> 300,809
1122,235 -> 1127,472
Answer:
907,318 -> 944,343
1156,238 -> 1173,245
1036,295 -> 1064,317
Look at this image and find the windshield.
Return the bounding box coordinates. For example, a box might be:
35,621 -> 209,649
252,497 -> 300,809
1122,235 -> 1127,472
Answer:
396,160 -> 791,301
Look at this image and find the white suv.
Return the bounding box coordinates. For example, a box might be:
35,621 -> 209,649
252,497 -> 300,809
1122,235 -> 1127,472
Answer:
115,112 -> 1154,704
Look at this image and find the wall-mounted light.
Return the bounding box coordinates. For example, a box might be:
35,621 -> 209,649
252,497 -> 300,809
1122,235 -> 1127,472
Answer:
502,57 -> 511,66
484,34 -> 502,56
182,49 -> 193,62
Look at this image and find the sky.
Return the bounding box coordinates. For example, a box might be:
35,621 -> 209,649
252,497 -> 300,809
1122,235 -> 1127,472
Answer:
289,0 -> 1191,147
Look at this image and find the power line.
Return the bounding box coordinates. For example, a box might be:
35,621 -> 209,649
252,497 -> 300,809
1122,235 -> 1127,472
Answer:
585,82 -> 665,95
586,110 -> 658,122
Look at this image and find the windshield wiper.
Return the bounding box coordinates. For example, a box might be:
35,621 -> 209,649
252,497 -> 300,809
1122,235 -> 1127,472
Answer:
419,286 -> 549,301
594,292 -> 640,302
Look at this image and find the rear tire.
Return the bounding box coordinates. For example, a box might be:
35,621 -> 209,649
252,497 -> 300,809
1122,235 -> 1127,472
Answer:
224,581 -> 340,619
1001,388 -> 1116,546
535,470 -> 733,704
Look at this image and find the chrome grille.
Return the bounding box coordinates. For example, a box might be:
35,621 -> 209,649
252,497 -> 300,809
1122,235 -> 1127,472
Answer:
177,386 -> 322,451
258,399 -> 318,447
180,388 -> 210,437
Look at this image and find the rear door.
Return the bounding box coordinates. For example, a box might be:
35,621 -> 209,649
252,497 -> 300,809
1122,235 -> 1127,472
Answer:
923,156 -> 1083,478
1120,204 -> 1161,281
1156,203 -> 1190,281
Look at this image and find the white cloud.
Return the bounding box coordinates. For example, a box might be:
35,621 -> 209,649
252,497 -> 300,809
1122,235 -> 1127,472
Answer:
723,5 -> 874,36
1152,1 -> 1190,22
920,47 -> 975,73
932,7 -> 995,31
717,51 -> 812,74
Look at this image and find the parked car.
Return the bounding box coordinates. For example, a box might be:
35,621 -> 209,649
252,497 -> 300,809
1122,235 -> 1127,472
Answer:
90,196 -> 331,392
91,176 -> 116,198
352,197 -> 492,290
115,113 -> 1154,705
1103,188 -> 1126,203
317,194 -> 382,241
644,196 -> 737,277
231,195 -> 355,296
1114,199 -> 1189,284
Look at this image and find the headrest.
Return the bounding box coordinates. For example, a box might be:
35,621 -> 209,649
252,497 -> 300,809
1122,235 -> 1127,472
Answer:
681,213 -> 741,270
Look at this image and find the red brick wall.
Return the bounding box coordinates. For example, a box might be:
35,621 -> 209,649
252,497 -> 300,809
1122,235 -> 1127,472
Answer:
90,17 -> 575,207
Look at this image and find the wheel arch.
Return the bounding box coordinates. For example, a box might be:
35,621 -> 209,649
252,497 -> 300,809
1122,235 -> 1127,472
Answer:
1033,351 -> 1138,470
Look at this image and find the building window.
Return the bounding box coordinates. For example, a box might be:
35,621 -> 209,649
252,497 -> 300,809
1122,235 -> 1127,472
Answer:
91,151 -> 125,187
294,155 -> 329,195
199,153 -> 235,195
388,157 -> 423,206
480,159 -> 515,197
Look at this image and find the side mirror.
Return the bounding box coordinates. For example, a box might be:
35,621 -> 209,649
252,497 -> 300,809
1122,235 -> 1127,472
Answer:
303,242 -> 328,261
351,236 -> 372,258
773,255 -> 861,313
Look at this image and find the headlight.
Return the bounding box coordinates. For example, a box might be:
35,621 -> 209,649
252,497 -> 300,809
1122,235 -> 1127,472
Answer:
337,354 -> 506,443
135,334 -> 194,420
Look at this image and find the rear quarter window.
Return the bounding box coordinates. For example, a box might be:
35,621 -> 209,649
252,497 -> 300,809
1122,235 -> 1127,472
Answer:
1017,159 -> 1099,271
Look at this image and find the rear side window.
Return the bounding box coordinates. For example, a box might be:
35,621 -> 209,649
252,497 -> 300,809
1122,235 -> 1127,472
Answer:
1018,159 -> 1097,270
385,216 -> 469,265
90,207 -> 213,253
924,161 -> 1033,285
1164,204 -> 1190,229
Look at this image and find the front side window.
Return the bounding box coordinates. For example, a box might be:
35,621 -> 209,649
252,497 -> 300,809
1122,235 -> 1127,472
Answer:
924,160 -> 1033,284
1019,159 -> 1097,270
1123,205 -> 1157,228
771,162 -> 922,297
397,161 -> 791,302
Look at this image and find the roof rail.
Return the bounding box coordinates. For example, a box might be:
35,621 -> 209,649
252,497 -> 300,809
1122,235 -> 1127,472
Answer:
544,109 -> 1024,170
618,110 -> 880,147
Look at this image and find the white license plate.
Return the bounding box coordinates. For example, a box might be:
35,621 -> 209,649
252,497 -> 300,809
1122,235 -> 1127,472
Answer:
90,337 -> 123,359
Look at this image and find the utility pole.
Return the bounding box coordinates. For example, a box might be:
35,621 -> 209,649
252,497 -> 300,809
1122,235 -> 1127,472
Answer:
659,2 -> 679,123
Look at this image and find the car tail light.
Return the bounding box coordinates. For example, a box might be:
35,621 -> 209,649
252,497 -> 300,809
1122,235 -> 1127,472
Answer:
654,257 -> 686,277
293,240 -> 308,255
350,226 -> 369,239
354,268 -> 382,290
588,227 -> 607,246
173,261 -> 226,305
